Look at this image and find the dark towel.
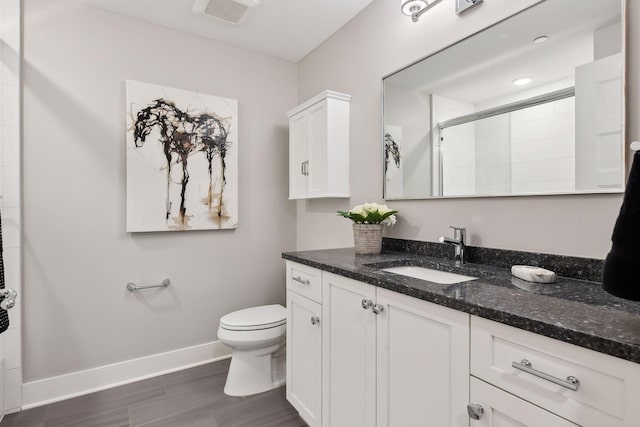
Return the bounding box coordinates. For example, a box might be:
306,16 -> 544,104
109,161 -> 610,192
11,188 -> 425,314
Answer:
602,151 -> 640,300
0,211 -> 9,333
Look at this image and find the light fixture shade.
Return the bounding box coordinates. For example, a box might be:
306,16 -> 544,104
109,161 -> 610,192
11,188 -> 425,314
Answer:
401,0 -> 428,16
512,77 -> 533,86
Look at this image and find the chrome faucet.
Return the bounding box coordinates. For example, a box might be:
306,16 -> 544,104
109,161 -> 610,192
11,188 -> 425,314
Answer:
439,226 -> 466,265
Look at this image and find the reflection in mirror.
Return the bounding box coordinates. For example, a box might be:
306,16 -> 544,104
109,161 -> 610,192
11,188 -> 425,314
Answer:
383,0 -> 624,199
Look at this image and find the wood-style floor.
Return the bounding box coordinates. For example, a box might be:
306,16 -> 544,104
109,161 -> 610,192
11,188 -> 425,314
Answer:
0,358 -> 307,427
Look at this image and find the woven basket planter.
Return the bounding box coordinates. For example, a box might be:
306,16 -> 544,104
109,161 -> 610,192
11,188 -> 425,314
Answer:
353,223 -> 383,255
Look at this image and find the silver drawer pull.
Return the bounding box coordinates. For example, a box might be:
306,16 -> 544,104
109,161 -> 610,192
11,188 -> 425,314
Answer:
512,359 -> 580,391
292,275 -> 310,285
310,316 -> 320,325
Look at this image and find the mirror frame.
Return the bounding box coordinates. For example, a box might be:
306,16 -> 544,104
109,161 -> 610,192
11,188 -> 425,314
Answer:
381,0 -> 627,201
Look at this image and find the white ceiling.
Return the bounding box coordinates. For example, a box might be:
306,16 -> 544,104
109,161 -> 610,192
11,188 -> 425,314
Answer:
79,0 -> 374,62
385,0 -> 622,105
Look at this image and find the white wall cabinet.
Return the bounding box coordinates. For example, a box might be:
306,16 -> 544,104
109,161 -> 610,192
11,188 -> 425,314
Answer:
287,91 -> 350,199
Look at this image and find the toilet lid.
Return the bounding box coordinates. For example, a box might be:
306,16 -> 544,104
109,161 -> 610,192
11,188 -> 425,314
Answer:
220,304 -> 286,331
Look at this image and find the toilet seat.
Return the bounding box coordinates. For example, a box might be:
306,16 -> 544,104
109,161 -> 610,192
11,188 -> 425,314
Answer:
217,304 -> 287,396
219,304 -> 286,331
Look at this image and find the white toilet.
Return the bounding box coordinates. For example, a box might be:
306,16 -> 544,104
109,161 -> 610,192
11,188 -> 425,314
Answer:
217,304 -> 287,396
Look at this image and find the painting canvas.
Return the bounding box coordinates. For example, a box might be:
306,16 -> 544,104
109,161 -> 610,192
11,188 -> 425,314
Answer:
384,125 -> 403,198
126,80 -> 238,232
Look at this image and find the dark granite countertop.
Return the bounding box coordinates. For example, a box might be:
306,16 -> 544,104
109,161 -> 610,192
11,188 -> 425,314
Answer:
282,247 -> 640,364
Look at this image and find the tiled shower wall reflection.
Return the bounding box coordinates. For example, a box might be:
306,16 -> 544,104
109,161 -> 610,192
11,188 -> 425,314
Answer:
0,0 -> 22,414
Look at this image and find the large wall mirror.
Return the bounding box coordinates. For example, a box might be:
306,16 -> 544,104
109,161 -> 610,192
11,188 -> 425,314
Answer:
383,0 -> 625,199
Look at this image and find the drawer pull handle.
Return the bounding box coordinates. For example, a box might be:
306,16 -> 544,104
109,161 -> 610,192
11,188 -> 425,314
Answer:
292,276 -> 310,285
361,299 -> 373,310
310,316 -> 320,325
512,359 -> 580,391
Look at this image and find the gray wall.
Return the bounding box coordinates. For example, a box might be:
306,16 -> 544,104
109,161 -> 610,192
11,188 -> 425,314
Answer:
23,0 -> 297,381
297,0 -> 634,258
383,84 -> 431,198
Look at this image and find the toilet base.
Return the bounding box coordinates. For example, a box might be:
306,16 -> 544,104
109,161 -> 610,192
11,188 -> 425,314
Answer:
224,344 -> 286,397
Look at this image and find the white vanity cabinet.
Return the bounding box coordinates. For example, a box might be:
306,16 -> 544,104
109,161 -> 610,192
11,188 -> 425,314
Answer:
286,262 -> 323,427
375,287 -> 469,427
286,91 -> 350,199
470,316 -> 640,427
286,260 -> 640,427
322,272 -> 377,427
321,271 -> 469,427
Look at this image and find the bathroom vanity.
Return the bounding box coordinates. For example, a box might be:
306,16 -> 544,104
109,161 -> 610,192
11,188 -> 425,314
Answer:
282,244 -> 640,427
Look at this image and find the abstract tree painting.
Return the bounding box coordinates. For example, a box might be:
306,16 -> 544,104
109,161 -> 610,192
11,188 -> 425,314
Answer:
384,125 -> 403,198
126,81 -> 238,232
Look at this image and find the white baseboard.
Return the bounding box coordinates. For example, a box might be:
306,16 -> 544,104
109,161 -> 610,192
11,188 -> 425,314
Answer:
22,341 -> 232,410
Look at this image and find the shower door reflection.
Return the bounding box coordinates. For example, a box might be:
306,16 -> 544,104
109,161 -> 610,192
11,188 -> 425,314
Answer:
436,95 -> 593,197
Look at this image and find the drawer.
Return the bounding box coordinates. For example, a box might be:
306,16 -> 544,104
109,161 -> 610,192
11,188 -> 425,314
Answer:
286,261 -> 322,303
470,377 -> 578,426
471,316 -> 640,427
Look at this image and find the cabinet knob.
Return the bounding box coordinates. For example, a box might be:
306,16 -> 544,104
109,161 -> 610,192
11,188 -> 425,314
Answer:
361,299 -> 373,310
310,316 -> 320,325
467,403 -> 484,420
372,304 -> 384,314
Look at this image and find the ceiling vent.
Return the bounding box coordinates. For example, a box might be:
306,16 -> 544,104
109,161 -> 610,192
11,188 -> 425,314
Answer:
193,0 -> 261,26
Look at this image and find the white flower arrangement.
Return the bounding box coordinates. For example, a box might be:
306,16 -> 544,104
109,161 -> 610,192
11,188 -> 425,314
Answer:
337,202 -> 398,226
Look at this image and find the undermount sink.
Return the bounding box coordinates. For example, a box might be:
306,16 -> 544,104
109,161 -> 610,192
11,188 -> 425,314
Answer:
382,266 -> 477,284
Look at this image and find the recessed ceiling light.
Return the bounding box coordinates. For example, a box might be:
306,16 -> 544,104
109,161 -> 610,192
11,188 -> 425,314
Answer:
533,35 -> 548,44
512,77 -> 533,86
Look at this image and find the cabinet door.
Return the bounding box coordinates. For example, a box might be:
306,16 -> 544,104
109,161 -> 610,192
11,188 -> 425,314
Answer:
376,288 -> 469,427
322,273 -> 377,427
286,291 -> 322,427
470,377 -> 578,426
307,101 -> 328,197
289,111 -> 309,199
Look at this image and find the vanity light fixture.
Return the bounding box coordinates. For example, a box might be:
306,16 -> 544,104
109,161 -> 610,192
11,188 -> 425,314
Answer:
512,77 -> 533,86
533,35 -> 549,44
402,0 -> 481,22
455,0 -> 483,15
401,0 -> 444,22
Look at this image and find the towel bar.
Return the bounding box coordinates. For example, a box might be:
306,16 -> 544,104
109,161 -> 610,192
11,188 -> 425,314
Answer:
127,279 -> 170,292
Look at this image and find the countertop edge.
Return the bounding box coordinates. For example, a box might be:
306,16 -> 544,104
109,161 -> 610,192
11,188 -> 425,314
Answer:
282,252 -> 640,364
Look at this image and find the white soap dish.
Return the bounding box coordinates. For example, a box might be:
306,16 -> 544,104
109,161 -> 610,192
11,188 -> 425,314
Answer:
511,265 -> 556,284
